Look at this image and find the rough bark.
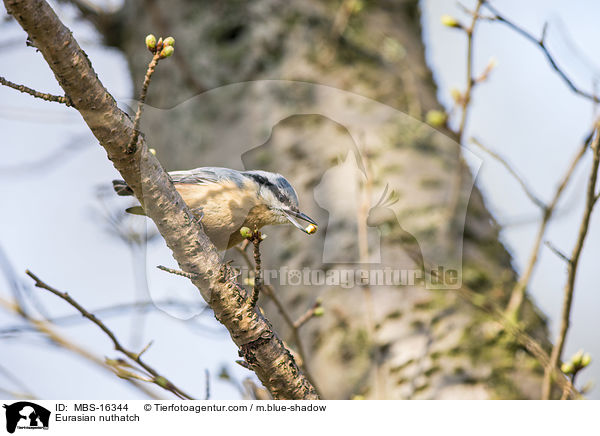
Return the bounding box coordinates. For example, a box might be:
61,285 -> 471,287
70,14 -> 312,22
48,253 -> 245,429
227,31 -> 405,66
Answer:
4,0 -> 318,400
80,0 -> 550,398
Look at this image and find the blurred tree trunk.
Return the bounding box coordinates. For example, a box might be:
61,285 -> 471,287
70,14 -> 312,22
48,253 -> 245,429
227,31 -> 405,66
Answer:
88,0 -> 550,398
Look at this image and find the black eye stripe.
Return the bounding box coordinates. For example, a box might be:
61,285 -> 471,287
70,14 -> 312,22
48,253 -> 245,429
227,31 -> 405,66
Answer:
246,173 -> 291,206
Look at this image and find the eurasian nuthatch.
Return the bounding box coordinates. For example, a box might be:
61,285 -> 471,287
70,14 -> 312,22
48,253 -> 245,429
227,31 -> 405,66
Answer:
113,167 -> 317,249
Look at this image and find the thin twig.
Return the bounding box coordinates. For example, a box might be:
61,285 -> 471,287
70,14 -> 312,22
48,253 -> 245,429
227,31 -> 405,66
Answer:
0,75 -> 72,106
25,270 -> 194,400
505,133 -> 590,318
456,0 -> 484,142
542,127 -> 600,399
544,241 -> 571,264
249,231 -> 263,308
0,386 -> 37,400
144,0 -> 206,94
0,295 -> 163,400
157,265 -> 198,280
204,369 -> 210,400
0,299 -> 208,336
0,363 -> 36,399
127,52 -> 161,153
470,138 -> 545,209
457,287 -> 579,399
560,372 -> 577,401
402,244 -> 580,399
470,130 -> 591,319
446,0 -> 485,236
483,2 -> 599,103
293,301 -> 322,330
137,340 -> 154,358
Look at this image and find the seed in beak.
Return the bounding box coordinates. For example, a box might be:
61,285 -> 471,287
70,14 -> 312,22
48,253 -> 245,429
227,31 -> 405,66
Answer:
305,224 -> 317,234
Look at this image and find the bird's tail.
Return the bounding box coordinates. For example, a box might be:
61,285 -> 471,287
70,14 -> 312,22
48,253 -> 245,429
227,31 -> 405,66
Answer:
113,180 -> 146,215
112,180 -> 133,196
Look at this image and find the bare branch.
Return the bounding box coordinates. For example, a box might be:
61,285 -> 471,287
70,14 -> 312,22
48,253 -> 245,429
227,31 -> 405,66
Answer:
128,48 -> 162,153
446,1 -> 485,237
25,270 -> 194,399
456,0 -> 485,142
471,130 -> 591,319
0,295 -> 163,399
0,363 -> 36,399
204,369 -> 210,400
143,0 -> 206,94
407,241 -> 580,399
156,265 -> 198,280
484,2 -> 599,103
544,241 -> 571,264
542,127 -> 600,399
457,286 -> 579,399
293,300 -> 322,330
0,386 -> 37,400
470,137 -> 546,209
0,299 -> 207,336
0,75 -> 72,106
247,230 -> 264,308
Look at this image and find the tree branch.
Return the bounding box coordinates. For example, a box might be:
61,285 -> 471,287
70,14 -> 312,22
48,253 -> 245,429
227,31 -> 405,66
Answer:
0,298 -> 208,336
470,137 -> 546,209
0,295 -> 163,399
234,244 -> 322,397
4,0 -> 317,399
0,75 -> 72,106
542,127 -> 600,399
456,0 -> 484,143
248,230 -> 263,308
406,244 -> 580,399
471,133 -> 590,320
484,2 -> 599,103
445,0 -> 485,236
26,270 -> 193,399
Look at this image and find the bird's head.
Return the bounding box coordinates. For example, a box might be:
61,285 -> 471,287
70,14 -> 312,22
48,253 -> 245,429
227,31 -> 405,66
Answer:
243,170 -> 318,234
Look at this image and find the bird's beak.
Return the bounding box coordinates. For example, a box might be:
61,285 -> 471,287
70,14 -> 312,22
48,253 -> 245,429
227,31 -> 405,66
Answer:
283,209 -> 318,234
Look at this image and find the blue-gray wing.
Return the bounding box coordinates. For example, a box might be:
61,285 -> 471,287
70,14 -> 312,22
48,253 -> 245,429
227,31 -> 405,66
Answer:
168,167 -> 246,188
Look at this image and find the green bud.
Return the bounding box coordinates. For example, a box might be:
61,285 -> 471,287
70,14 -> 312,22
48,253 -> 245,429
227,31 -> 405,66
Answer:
571,349 -> 584,367
581,353 -> 592,368
160,45 -> 175,58
441,15 -> 461,28
240,227 -> 252,238
426,109 -> 447,127
561,362 -> 574,375
155,376 -> 168,388
145,34 -> 157,51
313,307 -> 324,317
218,367 -> 230,380
163,36 -> 175,47
450,87 -> 462,102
